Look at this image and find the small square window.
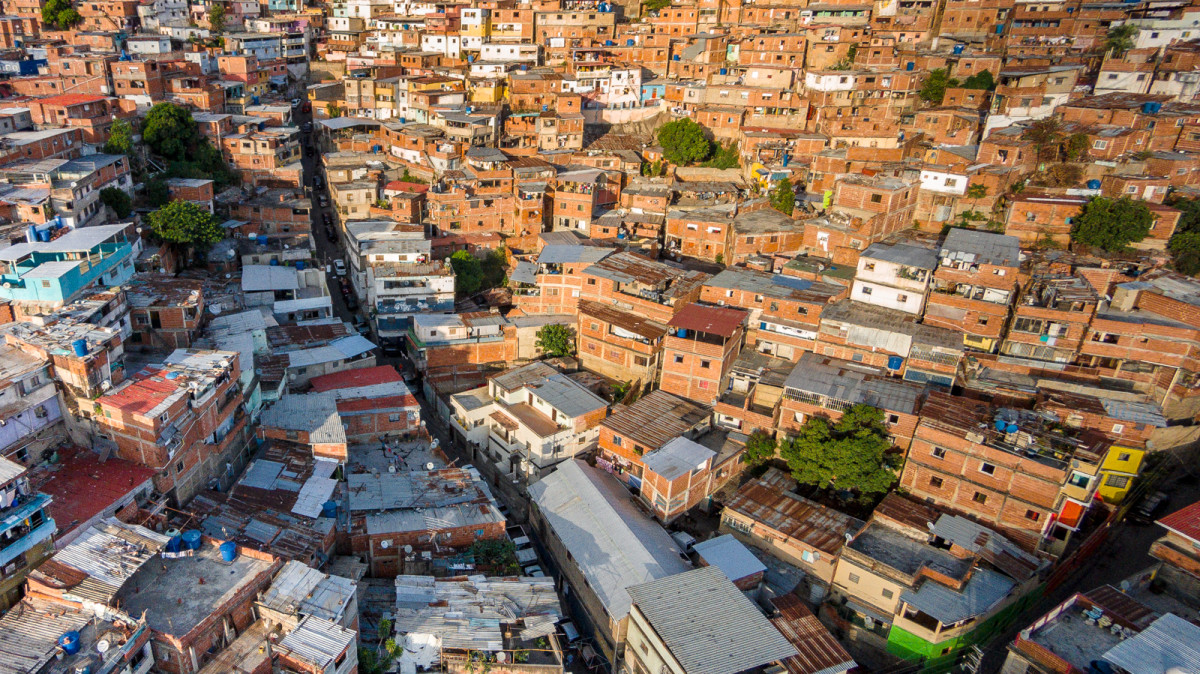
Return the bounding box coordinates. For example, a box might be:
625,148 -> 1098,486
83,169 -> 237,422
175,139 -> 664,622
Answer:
980,462 -> 996,475
861,286 -> 873,295
881,588 -> 894,599
973,491 -> 988,504
674,355 -> 684,364
887,414 -> 900,424
930,476 -> 944,488
700,360 -> 711,369
1118,452 -> 1132,462
1025,509 -> 1041,522
932,447 -> 947,459
848,573 -> 860,584
1112,424 -> 1125,433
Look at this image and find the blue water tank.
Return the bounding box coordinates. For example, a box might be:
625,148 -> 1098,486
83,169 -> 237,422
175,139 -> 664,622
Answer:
617,233 -> 625,239
251,95 -> 259,105
219,541 -> 238,562
257,234 -> 268,245
37,228 -> 50,242
676,328 -> 687,337
782,152 -> 790,167
166,371 -> 180,379
58,632 -> 81,656
71,339 -> 88,358
468,54 -> 474,62
296,260 -> 305,270
626,39 -> 635,46
887,355 -> 903,370
399,117 -> 406,124
995,23 -> 1004,34
373,144 -> 382,153
606,40 -> 614,46
321,500 -> 338,518
542,104 -> 548,112
719,68 -> 727,75
906,62 -> 915,71
1142,101 -> 1157,114
182,530 -> 202,551
270,258 -> 280,266
953,44 -> 964,55
673,54 -> 680,61
1087,179 -> 1101,189
1006,423 -> 1019,433
994,419 -> 1008,432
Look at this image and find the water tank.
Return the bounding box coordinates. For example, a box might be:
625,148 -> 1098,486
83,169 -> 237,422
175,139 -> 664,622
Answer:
1142,101 -> 1157,114
295,260 -> 305,270
270,258 -> 280,266
25,225 -> 36,243
165,371 -> 180,379
617,233 -> 625,239
219,541 -> 237,562
673,54 -> 680,61
1006,423 -> 1019,433
1087,179 -> 1101,190
626,39 -> 635,46
719,68 -> 727,75
372,144 -> 382,153
399,117 -> 406,124
887,355 -> 903,370
257,234 -> 268,245
181,530 -> 202,551
38,228 -> 50,242
994,418 -> 1007,432
71,339 -> 88,358
321,500 -> 338,518
676,328 -> 687,338
605,40 -> 614,46
995,23 -> 1004,34
906,61 -> 915,71
542,104 -> 548,112
952,44 -> 964,55
58,631 -> 82,656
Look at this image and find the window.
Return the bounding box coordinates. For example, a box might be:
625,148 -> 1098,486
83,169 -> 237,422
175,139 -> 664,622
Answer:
388,413 -> 401,422
1118,452 -> 1132,462
1112,423 -> 1125,433
1068,472 -> 1090,488
980,462 -> 996,476
973,491 -> 988,504
861,286 -> 873,295
1106,474 -> 1130,489
930,476 -> 943,488
1025,509 -> 1041,522
870,193 -> 882,203
897,294 -> 908,303
932,446 -> 947,459
887,414 -> 899,424
700,360 -> 711,369
848,573 -> 861,584
176,460 -> 185,473
882,588 -> 894,599
674,355 -> 684,364
613,436 -> 622,447
1093,140 -> 1109,150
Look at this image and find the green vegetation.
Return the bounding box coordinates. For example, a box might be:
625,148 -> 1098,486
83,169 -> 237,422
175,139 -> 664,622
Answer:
643,0 -> 671,12
143,103 -> 199,160
468,539 -> 519,573
99,187 -> 132,219
327,103 -> 343,118
657,118 -> 712,165
208,3 -> 225,33
769,178 -> 795,215
918,68 -> 955,104
1025,117 -> 1064,161
779,404 -> 899,503
358,618 -> 402,674
1105,24 -> 1138,56
399,168 -> 427,184
450,250 -> 484,295
743,430 -> 778,466
1070,196 -> 1154,252
1166,195 -> 1200,275
41,0 -> 81,29
103,119 -> 134,157
535,324 -> 576,358
148,200 -> 224,249
960,69 -> 995,91
701,141 -> 740,169
1065,132 -> 1090,161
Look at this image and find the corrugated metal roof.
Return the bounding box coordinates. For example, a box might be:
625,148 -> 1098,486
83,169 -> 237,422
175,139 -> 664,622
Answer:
693,534 -> 766,582
641,436 -> 716,481
627,566 -> 797,674
536,244 -> 613,265
599,390 -> 709,451
940,229 -> 1021,267
393,575 -> 562,651
242,264 -> 300,292
725,469 -> 863,555
292,476 -> 338,518
862,241 -> 938,269
668,303 -> 747,338
899,567 -> 1014,625
528,461 -> 689,619
279,615 -> 356,668
259,560 -> 357,623
770,594 -> 856,674
1101,613 -> 1200,674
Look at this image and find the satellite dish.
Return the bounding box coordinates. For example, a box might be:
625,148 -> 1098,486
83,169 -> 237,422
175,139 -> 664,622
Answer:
380,540 -> 390,549
96,639 -> 110,654
425,462 -> 435,470
496,653 -> 508,664
403,544 -> 413,554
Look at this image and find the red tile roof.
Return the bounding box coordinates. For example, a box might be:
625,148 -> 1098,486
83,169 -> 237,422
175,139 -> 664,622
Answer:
668,303 -> 747,338
100,370 -> 179,415
34,94 -> 107,107
310,365 -> 403,392
1158,499 -> 1200,543
32,445 -> 156,540
384,181 -> 430,194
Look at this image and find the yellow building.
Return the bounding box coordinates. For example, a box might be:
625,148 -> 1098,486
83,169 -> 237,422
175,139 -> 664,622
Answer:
1097,445 -> 1144,504
470,80 -> 505,103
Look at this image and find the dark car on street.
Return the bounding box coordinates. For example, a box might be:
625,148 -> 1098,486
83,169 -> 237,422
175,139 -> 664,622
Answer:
1128,490 -> 1171,524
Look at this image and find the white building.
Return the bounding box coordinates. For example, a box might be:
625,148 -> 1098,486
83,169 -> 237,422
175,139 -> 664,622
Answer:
851,241 -> 938,315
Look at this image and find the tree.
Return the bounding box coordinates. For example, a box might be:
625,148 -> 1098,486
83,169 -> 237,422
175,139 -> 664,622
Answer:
960,69 -> 995,91
1169,195 -> 1200,235
326,103 -> 342,118
41,0 -> 81,28
99,187 -> 132,218
399,168 -> 427,184
450,250 -> 484,295
919,68 -> 957,104
208,3 -> 225,33
643,0 -> 671,10
103,118 -> 134,156
778,404 -> 898,502
657,118 -> 711,165
1065,133 -> 1090,162
142,103 -> 198,160
1170,231 -> 1200,275
701,141 -> 740,169
359,618 -> 402,674
535,324 -> 576,358
1070,196 -> 1154,252
769,178 -> 795,215
1105,24 -> 1138,56
148,200 -> 224,258
966,183 -> 988,210
1025,117 -> 1064,161
743,431 -> 777,466
144,176 -> 170,207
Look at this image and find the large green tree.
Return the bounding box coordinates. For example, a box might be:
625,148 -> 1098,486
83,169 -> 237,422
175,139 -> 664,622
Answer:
142,103 -> 199,160
657,118 -> 712,165
535,324 -> 576,358
960,69 -> 995,91
919,68 -> 957,104
1026,117 -> 1064,161
103,118 -> 134,156
779,404 -> 899,502
1170,232 -> 1200,276
99,187 -> 132,219
1070,196 -> 1154,252
148,200 -> 223,249
743,430 -> 778,466
41,0 -> 82,28
770,178 -> 795,215
1105,24 -> 1138,56
208,3 -> 226,33
450,250 -> 484,296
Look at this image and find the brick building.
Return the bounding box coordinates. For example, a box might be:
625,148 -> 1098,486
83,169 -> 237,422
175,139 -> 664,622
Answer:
659,303 -> 747,406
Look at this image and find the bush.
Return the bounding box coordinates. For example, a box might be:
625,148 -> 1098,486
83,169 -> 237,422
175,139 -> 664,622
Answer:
1070,196 -> 1153,252
99,187 -> 132,219
657,118 -> 712,165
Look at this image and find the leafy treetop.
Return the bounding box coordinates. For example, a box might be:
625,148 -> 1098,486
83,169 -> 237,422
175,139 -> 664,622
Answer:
1070,196 -> 1153,252
657,118 -> 712,165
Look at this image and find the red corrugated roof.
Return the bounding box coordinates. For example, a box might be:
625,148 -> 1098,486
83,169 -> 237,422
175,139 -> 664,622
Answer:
384,181 -> 430,194
100,371 -> 179,415
1158,499 -> 1200,543
34,445 -> 157,540
667,303 -> 747,337
770,595 -> 855,674
34,94 -> 107,107
310,365 -> 403,392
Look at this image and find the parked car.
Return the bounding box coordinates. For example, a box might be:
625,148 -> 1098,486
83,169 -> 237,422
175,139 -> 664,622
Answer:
302,122 -> 313,132
319,195 -> 329,207
302,101 -> 312,113
333,259 -> 347,276
325,226 -> 337,242
345,295 -> 359,311
323,213 -> 332,227
1129,490 -> 1171,524
290,98 -> 301,107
